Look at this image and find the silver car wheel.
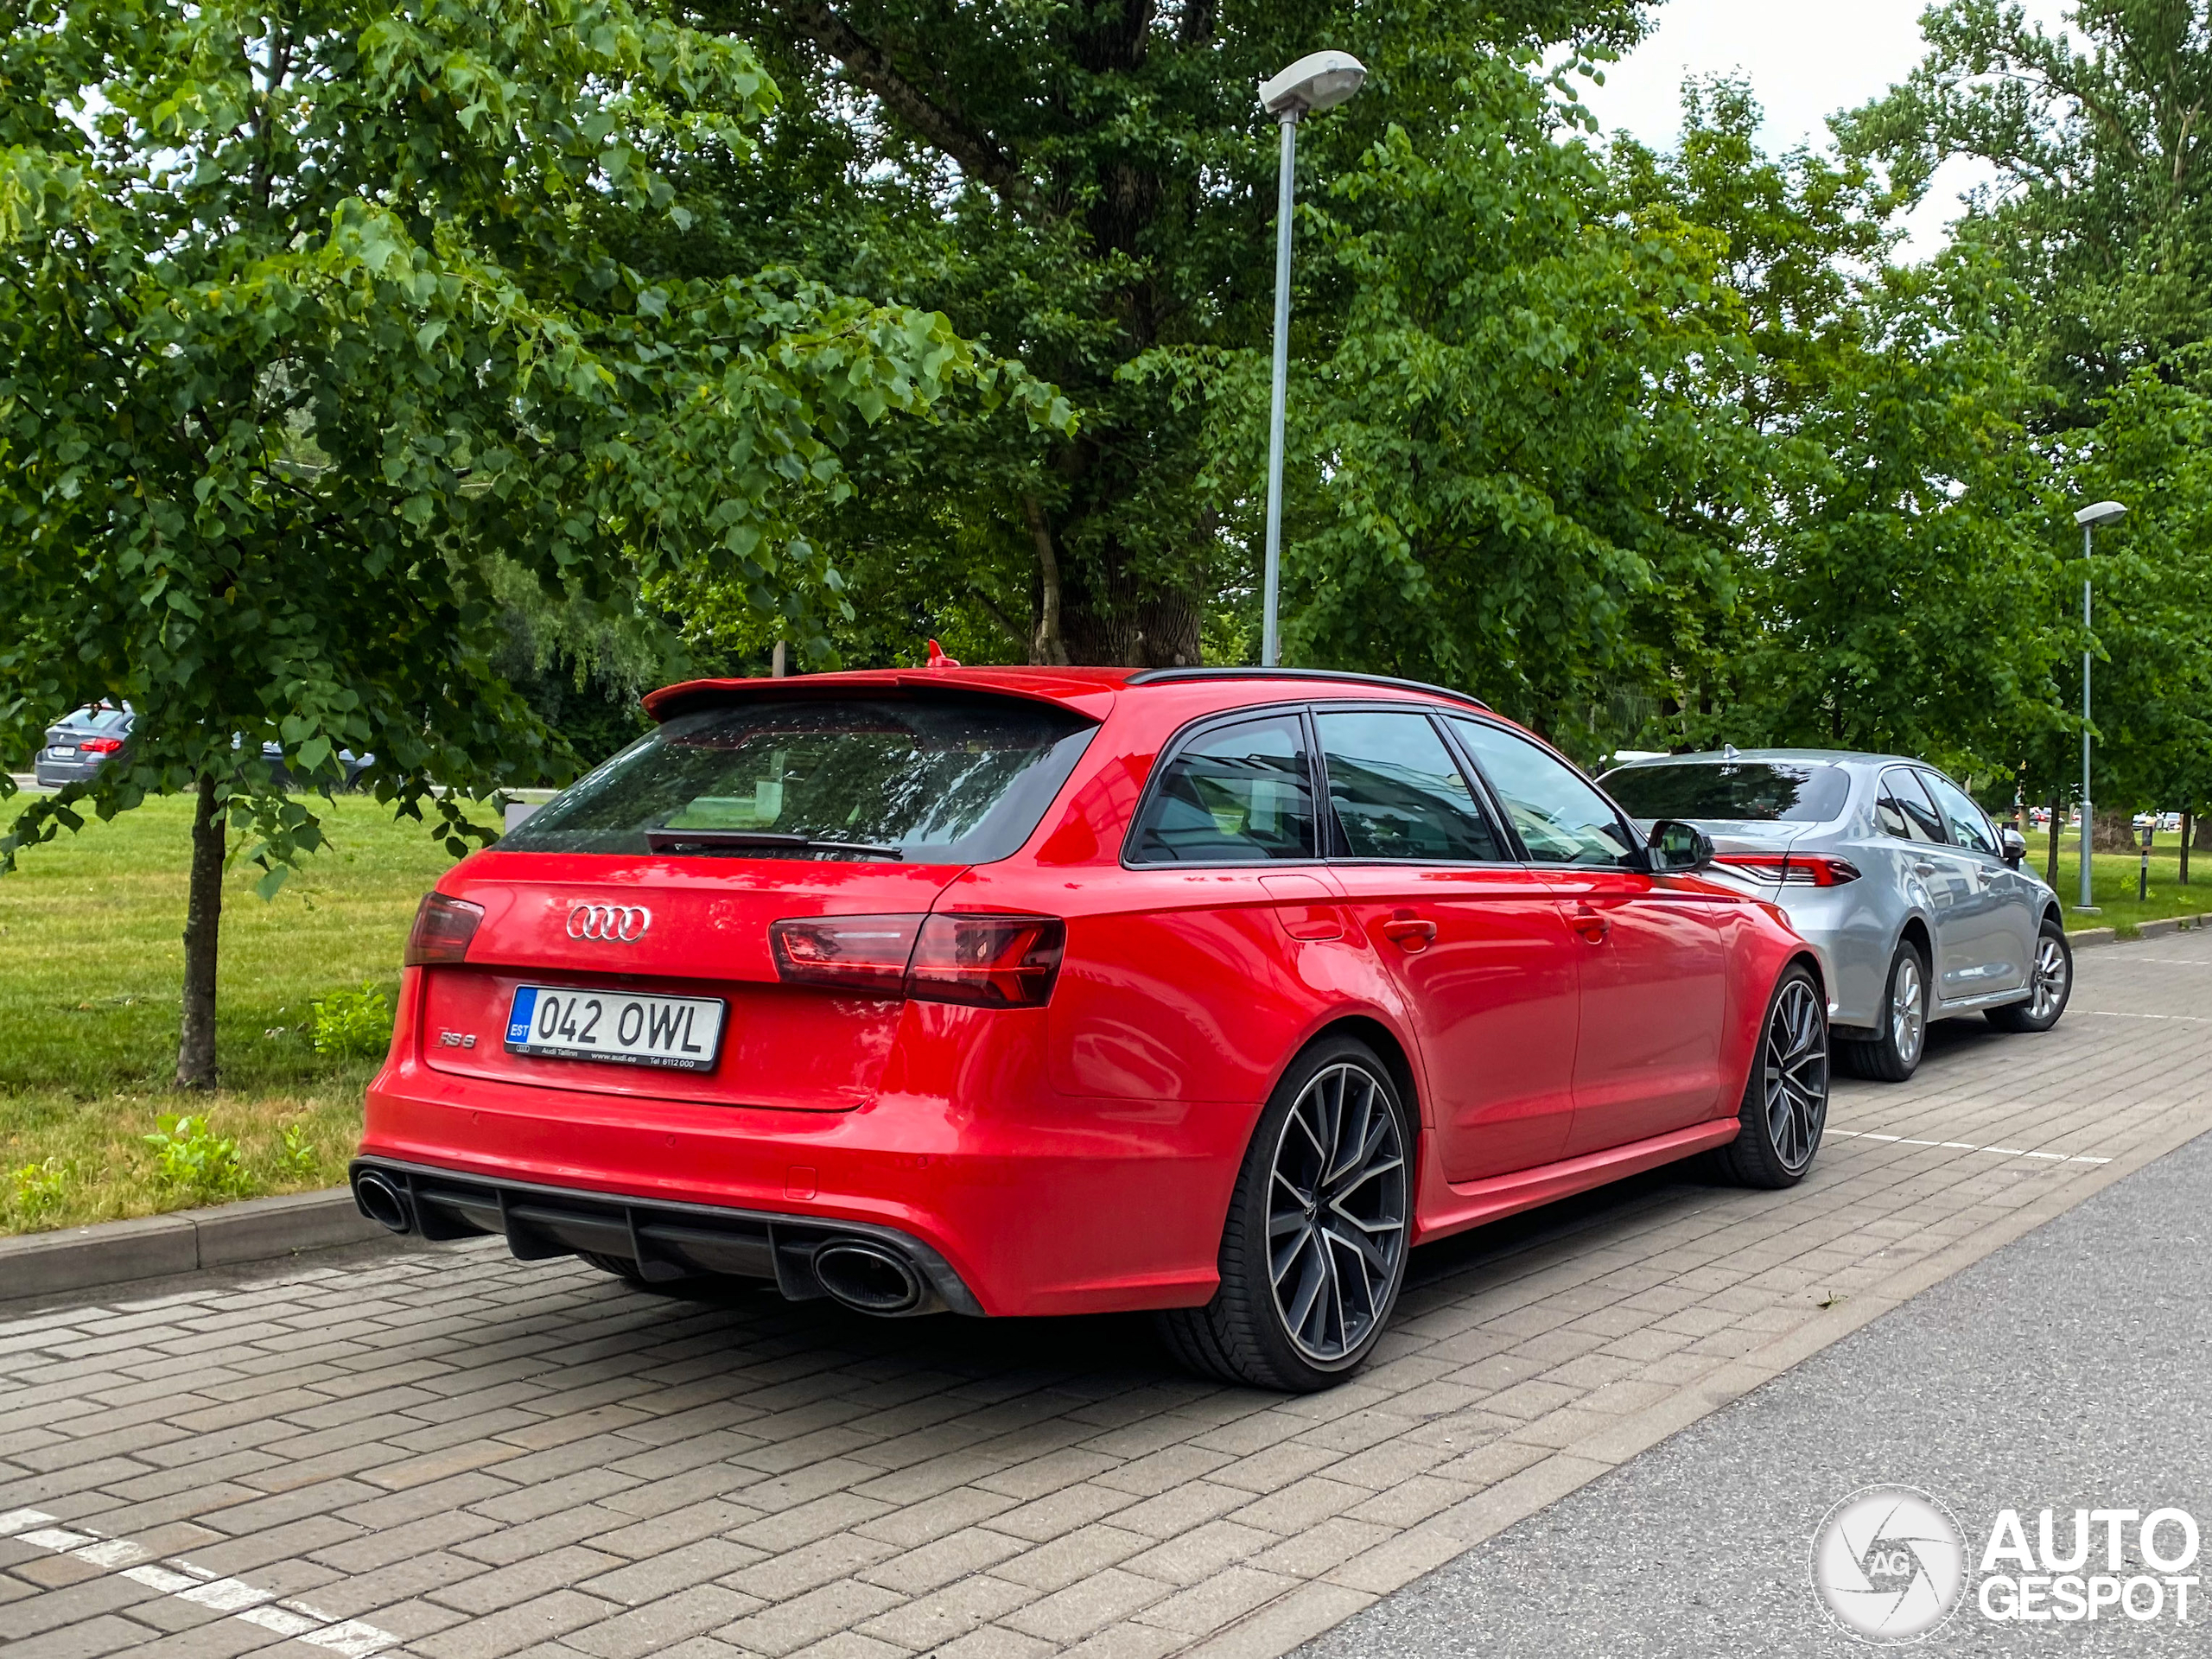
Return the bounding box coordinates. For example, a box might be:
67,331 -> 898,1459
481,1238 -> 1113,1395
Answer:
1764,977 -> 1828,1172
2029,934 -> 2069,1020
1891,953 -> 1925,1066
1268,1061 -> 1408,1364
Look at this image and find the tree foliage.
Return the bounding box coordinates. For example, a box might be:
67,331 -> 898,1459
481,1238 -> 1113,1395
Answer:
0,0 -> 1052,874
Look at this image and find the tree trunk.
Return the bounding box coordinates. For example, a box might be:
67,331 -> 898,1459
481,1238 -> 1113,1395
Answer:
2183,812 -> 2192,885
2196,811 -> 2212,850
2093,807 -> 2136,854
1022,494 -> 1070,666
2044,797 -> 2062,888
175,774 -> 225,1090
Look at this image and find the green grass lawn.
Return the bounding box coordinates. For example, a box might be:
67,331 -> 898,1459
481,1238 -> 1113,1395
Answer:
2,792 -> 486,1233
2025,836 -> 2212,932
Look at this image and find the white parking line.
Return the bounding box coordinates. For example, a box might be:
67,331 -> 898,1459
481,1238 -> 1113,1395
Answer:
1827,1131 -> 2111,1166
2072,1009 -> 2212,1024
0,1509 -> 398,1656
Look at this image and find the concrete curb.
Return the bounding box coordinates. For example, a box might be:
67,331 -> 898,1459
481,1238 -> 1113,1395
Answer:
2066,912 -> 2211,950
0,1186 -> 387,1305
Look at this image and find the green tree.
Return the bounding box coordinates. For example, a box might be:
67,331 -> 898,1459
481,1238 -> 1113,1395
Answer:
1845,3 -> 2212,807
1135,54 -> 1756,757
1843,0 -> 2212,416
665,0 -> 1650,668
0,0 -> 1051,1086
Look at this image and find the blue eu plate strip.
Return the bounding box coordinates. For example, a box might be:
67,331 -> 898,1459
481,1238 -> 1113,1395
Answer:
505,986 -> 537,1046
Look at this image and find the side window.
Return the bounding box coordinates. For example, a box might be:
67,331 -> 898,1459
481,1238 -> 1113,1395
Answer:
1129,714 -> 1317,863
1878,769 -> 1945,844
1447,718 -> 1637,867
1922,772 -> 1999,857
1315,709 -> 1507,862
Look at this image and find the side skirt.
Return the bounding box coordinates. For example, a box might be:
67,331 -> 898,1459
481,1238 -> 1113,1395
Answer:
1413,1116 -> 1745,1247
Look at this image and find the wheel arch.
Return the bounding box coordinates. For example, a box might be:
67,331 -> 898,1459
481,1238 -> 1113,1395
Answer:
1896,912 -> 1934,969
1785,947 -> 1827,1003
1310,1014 -> 1419,1110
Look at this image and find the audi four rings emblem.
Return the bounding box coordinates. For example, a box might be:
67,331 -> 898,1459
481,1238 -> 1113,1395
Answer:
568,903 -> 652,943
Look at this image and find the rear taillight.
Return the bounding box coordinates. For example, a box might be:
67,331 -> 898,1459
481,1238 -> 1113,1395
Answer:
404,893 -> 485,966
770,914 -> 925,995
770,912 -> 1066,1007
79,736 -> 123,753
1713,853 -> 1861,887
907,913 -> 1066,1007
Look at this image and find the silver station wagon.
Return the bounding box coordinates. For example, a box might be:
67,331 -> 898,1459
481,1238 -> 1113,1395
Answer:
1602,749 -> 2069,1083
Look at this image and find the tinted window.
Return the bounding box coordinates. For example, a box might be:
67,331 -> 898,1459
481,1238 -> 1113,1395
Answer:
1448,719 -> 1637,867
1316,710 -> 1506,862
1922,771 -> 1999,856
1876,769 -> 1945,843
1131,714 -> 1317,863
502,696 -> 1096,862
1601,761 -> 1848,823
64,705 -> 130,733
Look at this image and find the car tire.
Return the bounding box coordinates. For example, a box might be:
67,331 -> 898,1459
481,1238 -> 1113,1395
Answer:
1836,939 -> 1929,1083
1156,1036 -> 1413,1393
1986,917 -> 2071,1033
1713,964 -> 1829,1188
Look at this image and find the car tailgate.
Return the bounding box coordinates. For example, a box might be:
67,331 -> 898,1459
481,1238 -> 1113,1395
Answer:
414,851 -> 966,1112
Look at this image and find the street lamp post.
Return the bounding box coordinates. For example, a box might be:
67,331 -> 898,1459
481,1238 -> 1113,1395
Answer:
1256,50 -> 1365,669
2073,499 -> 2126,912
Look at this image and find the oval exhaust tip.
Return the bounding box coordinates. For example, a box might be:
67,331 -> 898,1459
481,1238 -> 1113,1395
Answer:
354,1172 -> 411,1234
813,1240 -> 923,1315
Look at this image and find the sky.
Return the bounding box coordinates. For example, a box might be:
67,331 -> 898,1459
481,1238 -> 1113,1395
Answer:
1575,0 -> 2073,256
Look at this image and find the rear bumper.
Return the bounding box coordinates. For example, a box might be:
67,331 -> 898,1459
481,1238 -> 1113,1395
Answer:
360,1049 -> 1247,1319
350,1155 -> 982,1316
33,756 -> 109,786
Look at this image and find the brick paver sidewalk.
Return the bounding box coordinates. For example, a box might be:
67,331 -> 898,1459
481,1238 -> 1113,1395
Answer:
5,932 -> 2209,1659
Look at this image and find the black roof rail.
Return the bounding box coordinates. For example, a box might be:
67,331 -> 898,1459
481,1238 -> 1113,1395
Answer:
1122,666 -> 1490,712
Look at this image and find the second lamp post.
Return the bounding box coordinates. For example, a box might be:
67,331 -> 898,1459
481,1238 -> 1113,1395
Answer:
1257,50 -> 1365,669
2073,499 -> 2125,912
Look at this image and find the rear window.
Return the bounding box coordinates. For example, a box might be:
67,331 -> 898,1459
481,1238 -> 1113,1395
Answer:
501,696 -> 1097,863
64,705 -> 130,733
1601,761 -> 1850,824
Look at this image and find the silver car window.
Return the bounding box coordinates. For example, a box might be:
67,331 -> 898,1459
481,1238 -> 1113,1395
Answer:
1877,769 -> 1945,844
1921,772 -> 1999,857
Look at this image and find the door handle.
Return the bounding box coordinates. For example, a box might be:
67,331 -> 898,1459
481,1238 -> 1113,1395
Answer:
1569,905 -> 1610,944
1381,916 -> 1438,952
1913,861 -> 1936,876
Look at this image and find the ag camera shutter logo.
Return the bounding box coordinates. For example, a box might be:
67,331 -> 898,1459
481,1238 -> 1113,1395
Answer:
1811,1485 -> 1968,1643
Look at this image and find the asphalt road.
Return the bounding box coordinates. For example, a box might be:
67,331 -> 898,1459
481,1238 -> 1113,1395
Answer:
1300,1113 -> 2212,1658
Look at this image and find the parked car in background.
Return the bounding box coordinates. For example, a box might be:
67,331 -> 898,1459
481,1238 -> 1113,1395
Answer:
353,667 -> 1830,1391
258,739 -> 376,790
1602,750 -> 2069,1084
33,703 -> 134,788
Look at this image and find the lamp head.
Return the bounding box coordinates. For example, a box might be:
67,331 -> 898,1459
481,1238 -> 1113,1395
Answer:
1259,51 -> 1367,119
2074,500 -> 2126,529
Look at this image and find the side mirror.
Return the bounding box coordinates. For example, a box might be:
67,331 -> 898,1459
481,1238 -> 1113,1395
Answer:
2000,827 -> 2027,869
1648,819 -> 1715,874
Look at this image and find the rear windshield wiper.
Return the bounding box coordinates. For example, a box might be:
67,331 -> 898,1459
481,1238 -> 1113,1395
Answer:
644,828 -> 905,860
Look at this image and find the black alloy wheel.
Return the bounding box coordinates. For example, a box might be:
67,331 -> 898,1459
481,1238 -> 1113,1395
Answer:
1715,964 -> 1830,1188
1158,1037 -> 1412,1391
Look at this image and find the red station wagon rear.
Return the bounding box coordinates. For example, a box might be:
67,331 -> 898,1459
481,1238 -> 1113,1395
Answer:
354,666 -> 1828,1389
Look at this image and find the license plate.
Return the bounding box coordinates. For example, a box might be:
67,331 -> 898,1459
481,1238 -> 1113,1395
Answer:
49,746 -> 75,757
504,985 -> 725,1072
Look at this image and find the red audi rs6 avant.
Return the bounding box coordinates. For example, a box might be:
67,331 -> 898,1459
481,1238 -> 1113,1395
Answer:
353,666 -> 1829,1390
